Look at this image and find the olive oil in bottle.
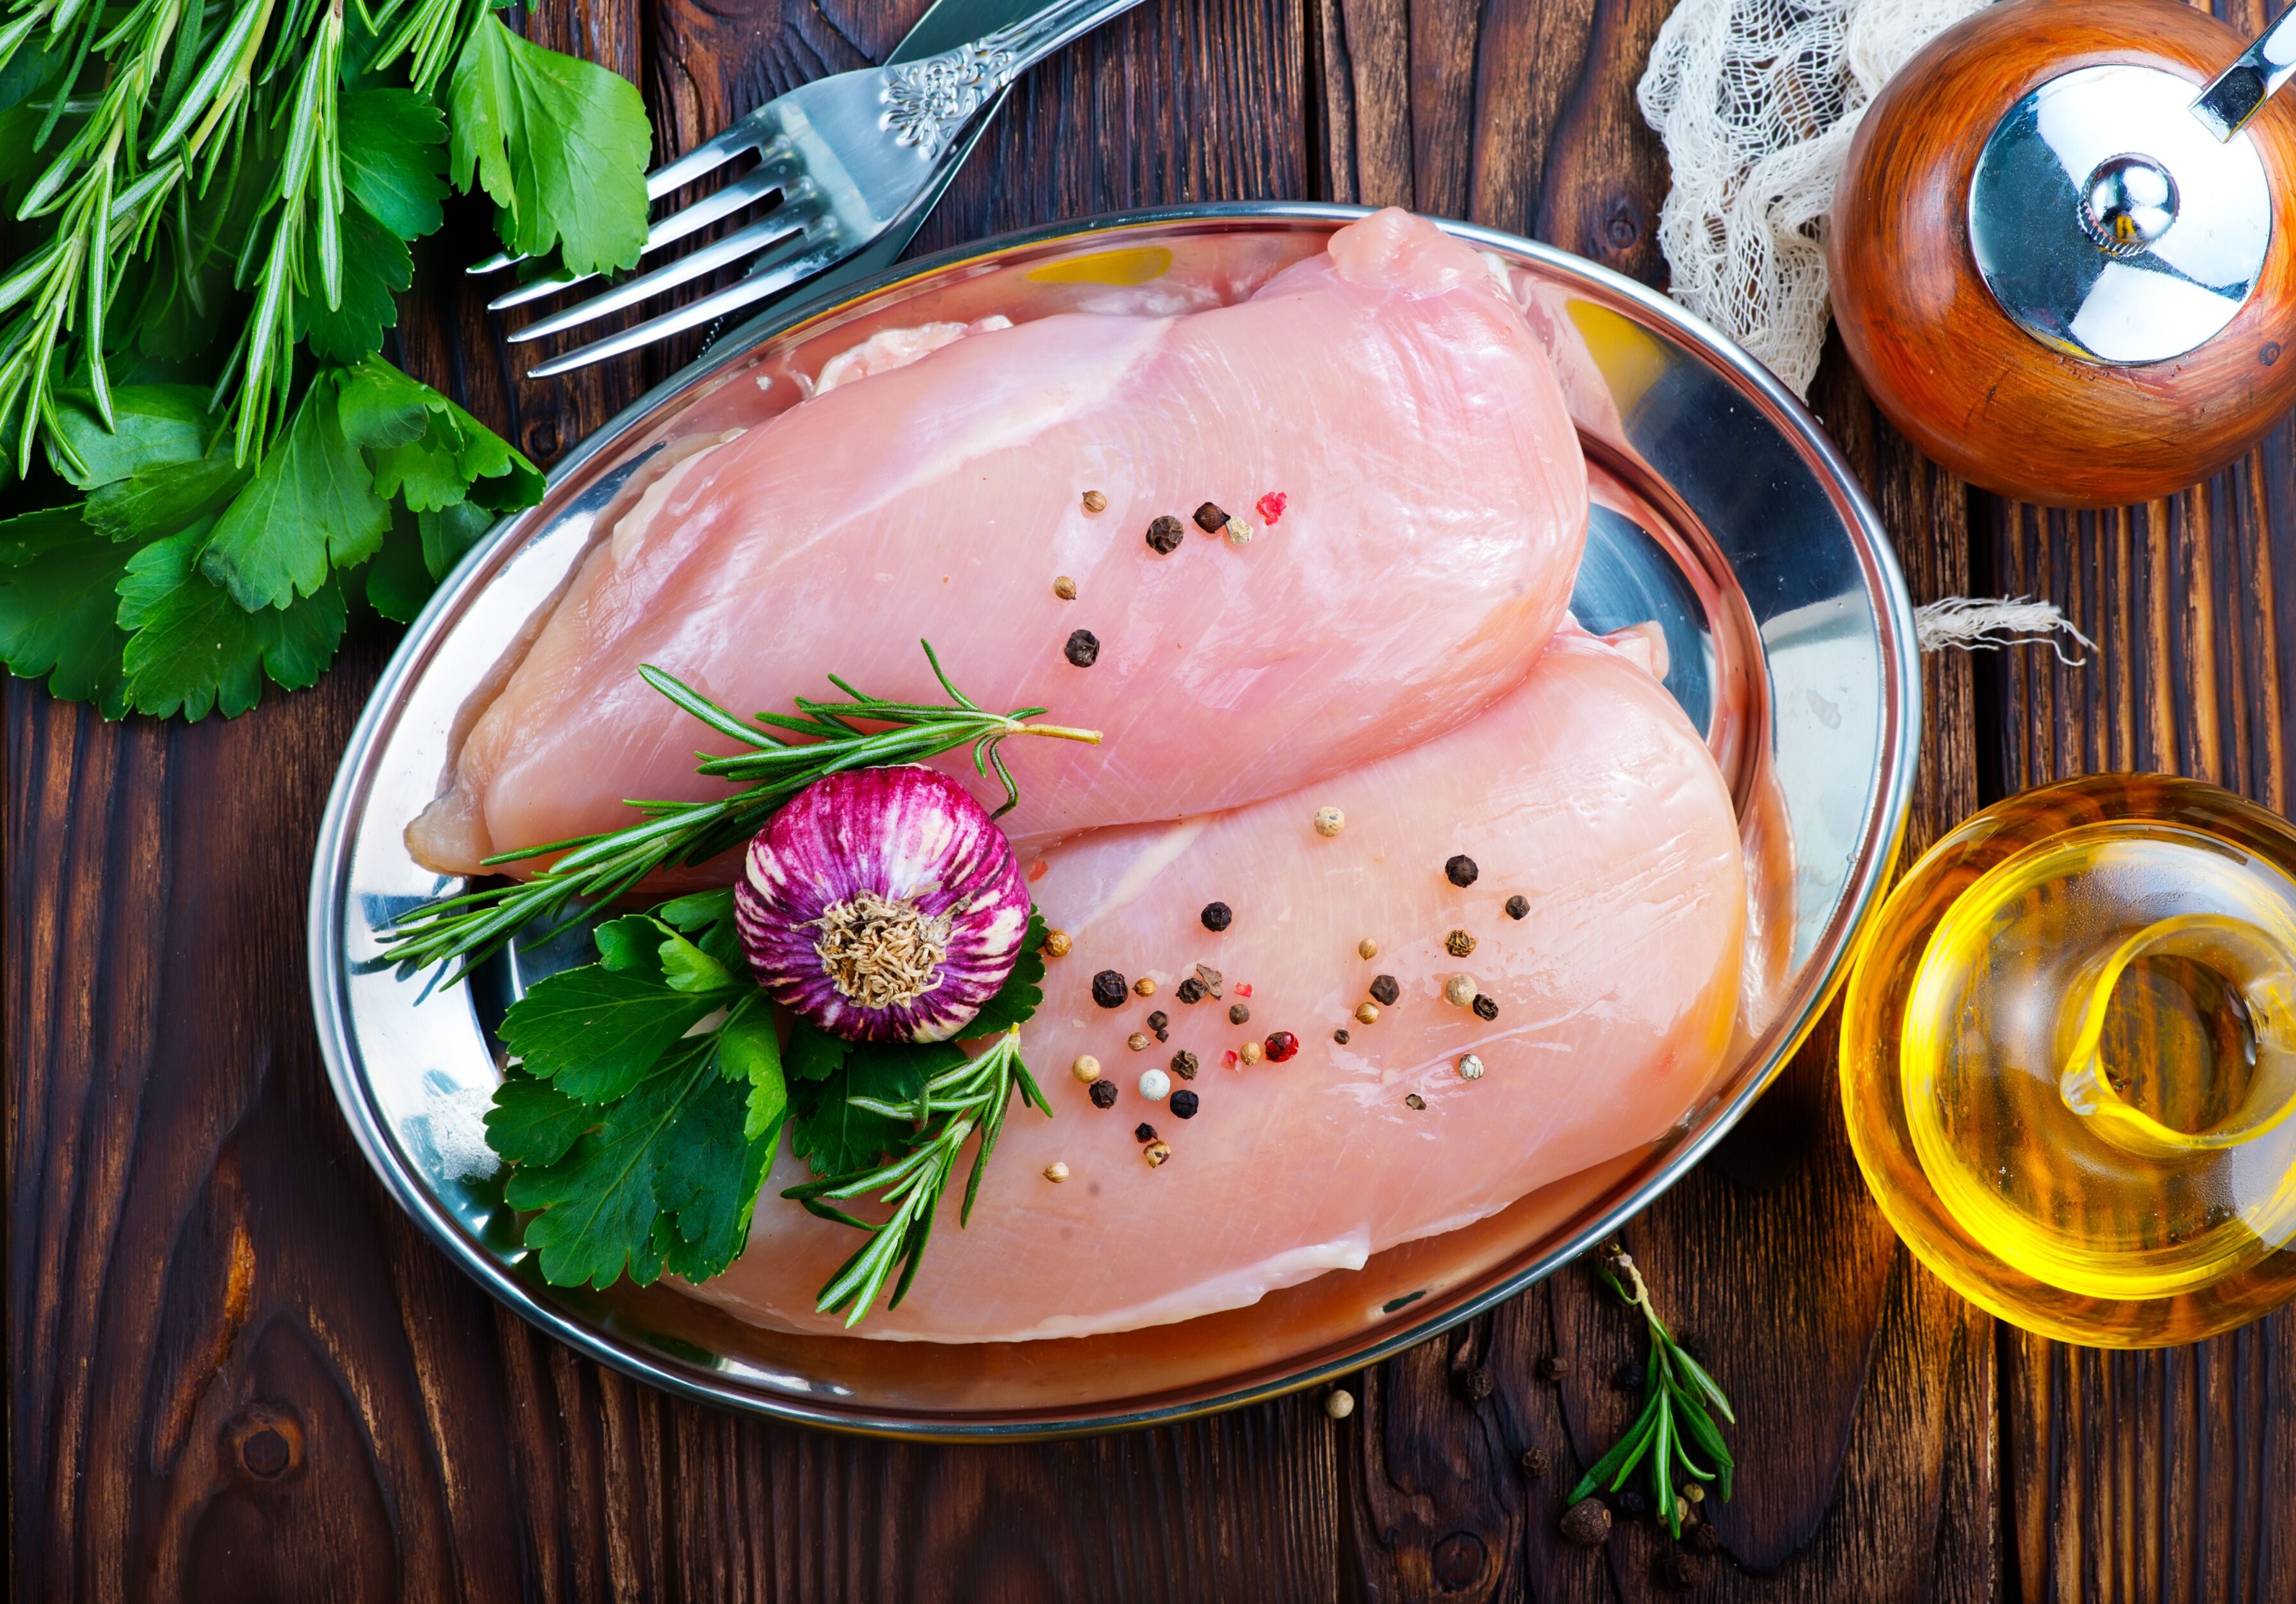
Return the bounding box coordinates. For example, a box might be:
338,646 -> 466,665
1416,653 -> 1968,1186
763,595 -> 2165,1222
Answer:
1841,775 -> 2296,1346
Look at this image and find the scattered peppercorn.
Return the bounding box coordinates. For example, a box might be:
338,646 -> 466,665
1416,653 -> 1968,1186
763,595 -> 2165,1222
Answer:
1063,629 -> 1101,667
1144,1141 -> 1172,1167
1146,515 -> 1185,554
1405,1093 -> 1427,1110
1134,1122 -> 1158,1143
1505,894 -> 1530,919
1369,974 -> 1400,1006
1228,1002 -> 1251,1026
1201,901 -> 1233,932
1256,490 -> 1288,524
1224,516 -> 1253,546
1072,1054 -> 1102,1083
1175,976 -> 1205,1004
1472,994 -> 1499,1022
1091,970 -> 1128,1008
1313,805 -> 1345,837
1445,929 -> 1476,957
1264,1031 -> 1299,1062
1537,1355 -> 1570,1380
1147,1009 -> 1169,1033
1358,937 -> 1378,959
1170,1088 -> 1200,1118
1089,1079 -> 1119,1109
1685,1484 -> 1705,1505
1521,1447 -> 1551,1479
1333,1028 -> 1351,1044
1445,854 -> 1480,887
1613,1362 -> 1645,1393
1324,1388 -> 1355,1420
1044,1161 -> 1069,1183
1239,1040 -> 1264,1066
1138,1067 -> 1171,1101
1457,1053 -> 1485,1080
1689,1525 -> 1721,1555
1444,973 -> 1479,1007
1127,1032 -> 1151,1053
1193,501 -> 1229,533
1459,1367 -> 1495,1403
1664,1552 -> 1707,1588
1171,1049 -> 1198,1080
1560,1498 -> 1612,1547
1053,575 -> 1078,601
1355,1002 -> 1381,1025
1082,489 -> 1108,513
1042,928 -> 1073,957
1133,976 -> 1157,998
1616,1489 -> 1650,1520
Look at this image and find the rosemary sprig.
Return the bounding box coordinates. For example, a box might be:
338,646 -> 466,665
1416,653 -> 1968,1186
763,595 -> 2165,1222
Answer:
783,1026 -> 1051,1326
380,640 -> 1101,978
1567,1245 -> 1737,1540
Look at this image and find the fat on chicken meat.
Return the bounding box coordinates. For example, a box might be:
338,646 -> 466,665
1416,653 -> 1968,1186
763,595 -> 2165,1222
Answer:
408,208 -> 1588,874
686,628 -> 1746,1341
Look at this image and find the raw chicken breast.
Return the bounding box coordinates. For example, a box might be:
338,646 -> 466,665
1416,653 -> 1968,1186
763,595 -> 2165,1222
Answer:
409,208 -> 1587,873
688,628 -> 1745,1341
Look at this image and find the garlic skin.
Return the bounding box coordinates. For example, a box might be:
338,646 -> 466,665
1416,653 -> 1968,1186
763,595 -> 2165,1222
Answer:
736,767 -> 1030,1042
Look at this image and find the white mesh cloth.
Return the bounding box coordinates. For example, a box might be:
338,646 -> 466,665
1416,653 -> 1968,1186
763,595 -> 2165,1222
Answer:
1637,0 -> 1989,396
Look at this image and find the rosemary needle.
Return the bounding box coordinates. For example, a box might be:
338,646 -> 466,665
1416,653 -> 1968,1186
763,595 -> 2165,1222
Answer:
381,640 -> 1100,979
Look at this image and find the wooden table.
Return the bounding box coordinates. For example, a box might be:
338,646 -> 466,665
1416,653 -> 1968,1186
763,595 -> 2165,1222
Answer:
10,1 -> 2292,1597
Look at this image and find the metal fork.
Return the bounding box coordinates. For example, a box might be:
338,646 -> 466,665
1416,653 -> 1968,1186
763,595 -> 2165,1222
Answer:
480,0 -> 1148,379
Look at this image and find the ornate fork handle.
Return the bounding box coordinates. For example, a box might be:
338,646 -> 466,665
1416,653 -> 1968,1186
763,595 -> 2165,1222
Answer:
884,0 -> 1144,157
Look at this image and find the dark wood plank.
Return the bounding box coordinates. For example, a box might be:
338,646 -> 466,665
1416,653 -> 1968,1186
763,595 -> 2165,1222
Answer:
1983,409 -> 2296,1604
1315,2 -> 1997,1597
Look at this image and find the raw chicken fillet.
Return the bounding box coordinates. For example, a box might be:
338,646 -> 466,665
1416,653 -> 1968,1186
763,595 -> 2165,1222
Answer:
408,209 -> 1587,872
688,630 -> 1746,1341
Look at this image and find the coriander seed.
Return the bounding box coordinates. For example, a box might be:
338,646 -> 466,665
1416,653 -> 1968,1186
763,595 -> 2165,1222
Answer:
1355,1002 -> 1380,1025
1170,1088 -> 1199,1119
1144,1141 -> 1172,1167
1128,1032 -> 1152,1053
1133,975 -> 1157,998
1228,1002 -> 1251,1026
1472,994 -> 1498,1021
1081,489 -> 1108,513
1239,1040 -> 1264,1066
1053,575 -> 1078,601
1444,929 -> 1476,957
1089,1078 -> 1119,1109
1063,629 -> 1101,667
1071,1054 -> 1102,1083
1192,501 -> 1229,533
1358,937 -> 1378,959
1146,515 -> 1185,554
1314,806 -> 1345,837
1457,1053 -> 1485,1081
1369,974 -> 1400,1006
1444,974 -> 1478,1007
1200,901 -> 1233,932
1445,854 -> 1480,887
1042,928 -> 1073,957
1505,894 -> 1529,919
1091,970 -> 1128,1008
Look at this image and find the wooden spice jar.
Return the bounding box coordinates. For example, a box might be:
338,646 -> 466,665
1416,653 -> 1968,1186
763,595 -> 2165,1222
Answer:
1829,0 -> 2296,507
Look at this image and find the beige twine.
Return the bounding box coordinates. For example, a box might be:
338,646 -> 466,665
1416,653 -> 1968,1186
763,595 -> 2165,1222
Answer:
1915,597 -> 2094,663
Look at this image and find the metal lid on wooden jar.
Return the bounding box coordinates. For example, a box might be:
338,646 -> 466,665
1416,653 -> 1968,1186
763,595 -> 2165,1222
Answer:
1968,62 -> 2273,365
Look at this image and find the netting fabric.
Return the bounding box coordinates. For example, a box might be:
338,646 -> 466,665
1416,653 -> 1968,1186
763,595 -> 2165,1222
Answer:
1637,0 -> 1988,396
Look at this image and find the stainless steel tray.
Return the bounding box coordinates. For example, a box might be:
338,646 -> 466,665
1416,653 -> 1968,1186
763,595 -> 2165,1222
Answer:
310,204 -> 1919,1437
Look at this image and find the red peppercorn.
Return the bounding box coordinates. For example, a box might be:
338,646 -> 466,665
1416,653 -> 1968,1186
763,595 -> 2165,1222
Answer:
1263,1031 -> 1299,1062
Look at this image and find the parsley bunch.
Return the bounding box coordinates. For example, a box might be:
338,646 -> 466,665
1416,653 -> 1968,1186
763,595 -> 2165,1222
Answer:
485,890 -> 1053,1320
0,0 -> 653,718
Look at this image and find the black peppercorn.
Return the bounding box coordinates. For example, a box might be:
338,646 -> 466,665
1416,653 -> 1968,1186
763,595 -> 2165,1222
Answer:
1689,1525 -> 1720,1555
1614,1361 -> 1646,1393
1228,1002 -> 1251,1026
1458,1367 -> 1495,1403
1147,1010 -> 1169,1032
1505,894 -> 1530,919
1170,1088 -> 1200,1119
1091,970 -> 1128,1008
1369,974 -> 1400,1006
1089,1078 -> 1119,1109
1445,853 -> 1480,887
1472,994 -> 1498,1022
1170,1049 -> 1199,1080
1175,976 -> 1206,1004
1134,1123 -> 1157,1143
1146,515 -> 1185,554
1333,1028 -> 1351,1045
1521,1447 -> 1550,1478
1063,629 -> 1101,667
1192,501 -> 1229,533
1200,901 -> 1232,932
1537,1355 -> 1569,1380
1660,1553 -> 1704,1590
1615,1489 -> 1649,1520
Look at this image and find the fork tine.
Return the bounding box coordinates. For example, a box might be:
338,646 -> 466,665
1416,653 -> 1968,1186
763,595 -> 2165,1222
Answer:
523,233 -> 843,379
506,205 -> 817,344
485,159 -> 796,313
468,112 -> 780,276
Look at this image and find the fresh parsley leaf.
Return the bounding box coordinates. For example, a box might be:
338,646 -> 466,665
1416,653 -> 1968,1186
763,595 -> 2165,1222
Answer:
366,510 -> 433,624
333,353 -> 439,450
448,14 -> 651,277
82,420 -> 249,543
340,354 -> 545,514
592,912 -> 669,977
45,386 -> 216,489
497,962 -> 718,1104
718,1007 -> 787,1142
650,1064 -> 774,1281
788,1041 -> 957,1179
783,1019 -> 850,1084
0,508 -> 135,716
659,888 -> 746,974
419,500 -> 493,579
339,87 -> 449,241
201,373 -> 391,610
295,200 -> 412,364
116,528 -> 349,719
657,925 -> 734,994
965,907 -> 1049,1036
485,1069 -> 593,1167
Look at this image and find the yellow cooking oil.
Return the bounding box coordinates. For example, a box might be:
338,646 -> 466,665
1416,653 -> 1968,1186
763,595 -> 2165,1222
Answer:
1841,774 -> 2296,1346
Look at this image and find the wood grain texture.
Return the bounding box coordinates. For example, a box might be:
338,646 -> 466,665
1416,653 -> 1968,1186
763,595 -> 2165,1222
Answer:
9,0 -> 2292,1597
1827,0 -> 2296,508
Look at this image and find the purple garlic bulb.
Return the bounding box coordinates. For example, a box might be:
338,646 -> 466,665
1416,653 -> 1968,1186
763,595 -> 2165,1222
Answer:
736,767 -> 1031,1043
